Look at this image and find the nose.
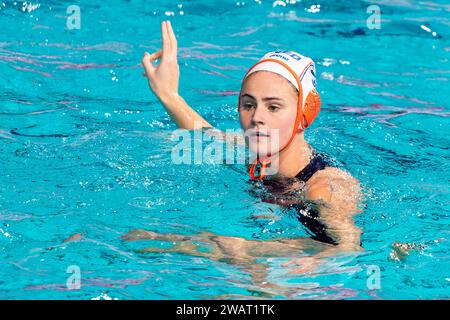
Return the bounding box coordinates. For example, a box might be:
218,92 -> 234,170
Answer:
251,104 -> 266,126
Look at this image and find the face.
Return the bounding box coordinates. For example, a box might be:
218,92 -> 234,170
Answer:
239,71 -> 299,157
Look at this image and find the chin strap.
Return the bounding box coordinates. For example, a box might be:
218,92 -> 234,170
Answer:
249,156 -> 272,180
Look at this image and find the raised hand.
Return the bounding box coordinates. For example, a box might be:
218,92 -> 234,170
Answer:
140,21 -> 212,130
142,20 -> 179,103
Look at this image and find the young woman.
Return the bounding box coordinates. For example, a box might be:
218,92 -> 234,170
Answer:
127,21 -> 364,274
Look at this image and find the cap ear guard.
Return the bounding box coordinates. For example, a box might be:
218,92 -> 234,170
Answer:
302,89 -> 321,129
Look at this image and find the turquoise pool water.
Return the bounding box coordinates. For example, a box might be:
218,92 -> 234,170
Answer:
0,0 -> 449,299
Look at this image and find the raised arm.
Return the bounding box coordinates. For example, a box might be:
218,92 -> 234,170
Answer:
141,21 -> 212,130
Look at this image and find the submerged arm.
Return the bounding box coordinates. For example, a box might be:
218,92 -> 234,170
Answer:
277,170 -> 364,274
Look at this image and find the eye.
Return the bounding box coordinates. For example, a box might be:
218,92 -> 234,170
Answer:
268,105 -> 280,112
242,103 -> 255,110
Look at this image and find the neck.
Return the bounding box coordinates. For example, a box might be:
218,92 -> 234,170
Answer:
269,133 -> 313,179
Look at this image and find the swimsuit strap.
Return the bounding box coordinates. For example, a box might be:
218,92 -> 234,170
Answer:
295,153 -> 329,182
292,153 -> 336,245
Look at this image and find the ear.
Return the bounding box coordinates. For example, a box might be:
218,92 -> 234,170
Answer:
302,89 -> 321,129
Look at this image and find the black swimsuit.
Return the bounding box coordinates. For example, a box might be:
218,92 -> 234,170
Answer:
291,154 -> 338,245
256,153 -> 338,245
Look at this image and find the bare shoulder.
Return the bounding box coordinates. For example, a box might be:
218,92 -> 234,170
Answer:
310,167 -> 360,187
305,167 -> 362,213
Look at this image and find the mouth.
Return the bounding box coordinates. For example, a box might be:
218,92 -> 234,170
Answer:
249,130 -> 270,138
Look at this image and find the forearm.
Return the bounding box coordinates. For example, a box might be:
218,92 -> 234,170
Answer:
159,94 -> 212,130
317,206 -> 363,251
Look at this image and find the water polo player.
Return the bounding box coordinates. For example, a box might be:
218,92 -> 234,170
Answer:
138,21 -> 363,251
